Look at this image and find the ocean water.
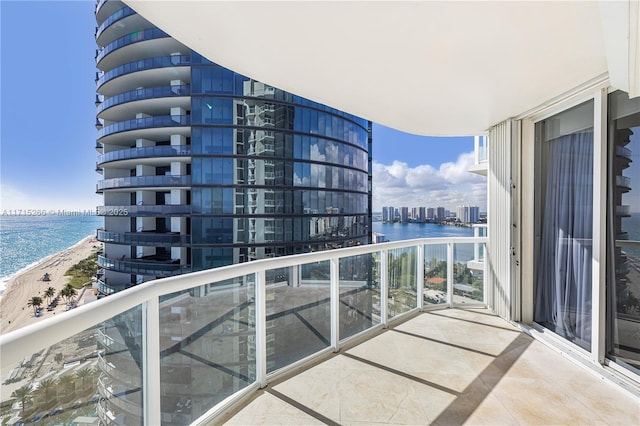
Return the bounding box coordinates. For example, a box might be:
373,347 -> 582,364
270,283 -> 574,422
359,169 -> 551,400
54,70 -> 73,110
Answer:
372,221 -> 476,261
0,215 -> 102,295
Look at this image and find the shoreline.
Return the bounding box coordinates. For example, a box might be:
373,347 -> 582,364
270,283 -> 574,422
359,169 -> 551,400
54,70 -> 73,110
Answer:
0,235 -> 101,335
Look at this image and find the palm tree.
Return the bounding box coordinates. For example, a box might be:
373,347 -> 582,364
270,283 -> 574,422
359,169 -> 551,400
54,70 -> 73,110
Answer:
11,384 -> 33,419
75,367 -> 96,393
27,296 -> 43,316
44,286 -> 56,305
35,377 -> 57,411
60,284 -> 77,304
57,374 -> 76,403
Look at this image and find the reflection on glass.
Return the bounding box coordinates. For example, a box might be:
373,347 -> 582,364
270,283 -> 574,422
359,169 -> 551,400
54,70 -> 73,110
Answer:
453,243 -> 483,303
387,247 -> 417,318
339,253 -> 380,340
607,90 -> 640,374
424,244 -> 448,305
159,276 -> 256,425
0,325 -> 105,425
265,262 -> 331,372
98,305 -> 143,425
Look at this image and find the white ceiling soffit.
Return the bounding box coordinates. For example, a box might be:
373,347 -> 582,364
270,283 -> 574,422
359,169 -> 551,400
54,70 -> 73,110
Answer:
599,0 -> 640,98
125,0 -> 610,136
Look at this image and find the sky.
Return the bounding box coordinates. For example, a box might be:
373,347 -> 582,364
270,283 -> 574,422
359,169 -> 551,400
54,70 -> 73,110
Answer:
0,1 -> 486,213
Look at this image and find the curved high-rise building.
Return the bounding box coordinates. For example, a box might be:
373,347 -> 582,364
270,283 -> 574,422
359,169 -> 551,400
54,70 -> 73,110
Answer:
95,0 -> 372,296
93,1 -> 371,423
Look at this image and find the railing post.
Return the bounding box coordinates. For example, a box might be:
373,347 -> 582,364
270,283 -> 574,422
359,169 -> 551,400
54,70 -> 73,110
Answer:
142,297 -> 161,426
330,258 -> 340,351
482,242 -> 488,306
446,243 -> 454,306
417,244 -> 424,310
380,250 -> 388,327
255,270 -> 267,387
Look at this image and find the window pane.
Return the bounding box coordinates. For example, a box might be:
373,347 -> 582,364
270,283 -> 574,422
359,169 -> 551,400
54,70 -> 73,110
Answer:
607,90 -> 640,374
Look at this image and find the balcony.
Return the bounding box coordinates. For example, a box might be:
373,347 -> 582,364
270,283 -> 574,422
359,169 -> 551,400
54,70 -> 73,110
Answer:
96,204 -> 192,216
97,254 -> 191,276
97,85 -> 190,117
97,145 -> 191,166
97,115 -> 190,141
96,55 -> 191,94
2,237 -> 637,425
97,229 -> 191,246
96,175 -> 191,192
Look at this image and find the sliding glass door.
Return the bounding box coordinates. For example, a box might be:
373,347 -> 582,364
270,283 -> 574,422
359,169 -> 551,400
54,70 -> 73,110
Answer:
534,100 -> 594,351
607,91 -> 640,374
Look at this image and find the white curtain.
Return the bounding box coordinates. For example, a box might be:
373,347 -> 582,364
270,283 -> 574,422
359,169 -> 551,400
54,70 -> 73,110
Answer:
535,130 -> 593,347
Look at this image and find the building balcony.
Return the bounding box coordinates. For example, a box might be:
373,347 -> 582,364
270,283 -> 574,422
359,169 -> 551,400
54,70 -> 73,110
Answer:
96,28 -> 179,71
97,115 -> 190,141
2,237 -> 637,425
96,55 -> 191,95
94,0 -> 120,23
97,254 -> 191,276
96,175 -> 191,192
97,84 -> 190,118
97,144 -> 191,166
95,5 -> 136,44
96,204 -> 192,216
97,229 -> 191,246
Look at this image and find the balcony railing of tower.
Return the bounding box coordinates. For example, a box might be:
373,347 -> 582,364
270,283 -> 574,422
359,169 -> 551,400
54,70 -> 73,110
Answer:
97,85 -> 191,115
96,55 -> 191,88
96,28 -> 170,65
97,115 -> 191,140
1,236 -> 486,425
95,6 -> 136,41
96,175 -> 191,191
97,145 -> 191,165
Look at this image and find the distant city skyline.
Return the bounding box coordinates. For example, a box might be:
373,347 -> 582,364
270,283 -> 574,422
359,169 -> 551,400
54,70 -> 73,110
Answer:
0,2 -> 486,213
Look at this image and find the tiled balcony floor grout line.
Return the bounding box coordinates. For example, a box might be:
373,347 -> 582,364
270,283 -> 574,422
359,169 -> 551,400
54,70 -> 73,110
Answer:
266,387 -> 340,426
390,328 -> 498,358
341,352 -> 461,396
429,333 -> 534,425
425,311 -> 522,332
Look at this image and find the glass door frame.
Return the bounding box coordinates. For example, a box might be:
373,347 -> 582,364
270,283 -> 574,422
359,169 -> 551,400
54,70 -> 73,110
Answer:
519,82 -> 609,366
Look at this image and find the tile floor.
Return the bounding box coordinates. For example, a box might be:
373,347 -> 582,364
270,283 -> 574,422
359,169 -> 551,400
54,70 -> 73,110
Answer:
223,309 -> 640,425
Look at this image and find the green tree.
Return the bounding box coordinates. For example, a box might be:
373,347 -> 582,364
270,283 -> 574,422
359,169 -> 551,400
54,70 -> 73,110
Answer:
75,367 -> 96,393
35,377 -> 57,410
27,296 -> 43,316
44,286 -> 56,305
57,374 -> 76,403
60,284 -> 77,304
11,384 -> 33,419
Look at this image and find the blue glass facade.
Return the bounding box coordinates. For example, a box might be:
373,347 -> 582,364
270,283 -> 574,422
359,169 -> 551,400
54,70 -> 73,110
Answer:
189,55 -> 370,269
95,2 -> 371,285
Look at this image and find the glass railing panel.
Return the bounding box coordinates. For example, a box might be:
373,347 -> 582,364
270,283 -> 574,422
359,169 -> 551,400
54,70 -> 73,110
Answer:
0,306 -> 143,426
96,6 -> 135,40
159,276 -> 256,425
98,85 -> 190,115
97,55 -> 190,88
454,243 -> 484,304
265,262 -> 331,373
97,28 -> 168,64
98,115 -> 190,139
97,305 -> 143,425
339,253 -> 380,341
387,247 -> 417,318
424,244 -> 448,306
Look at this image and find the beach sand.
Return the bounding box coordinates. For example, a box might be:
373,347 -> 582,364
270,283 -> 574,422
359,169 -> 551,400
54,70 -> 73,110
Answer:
0,236 -> 101,335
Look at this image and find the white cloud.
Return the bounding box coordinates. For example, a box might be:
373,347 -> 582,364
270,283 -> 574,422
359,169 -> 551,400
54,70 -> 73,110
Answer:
372,151 -> 487,211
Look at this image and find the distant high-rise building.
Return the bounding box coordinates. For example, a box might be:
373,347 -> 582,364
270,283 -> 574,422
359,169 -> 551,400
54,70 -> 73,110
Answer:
436,207 -> 446,221
418,207 -> 426,223
382,206 -> 395,223
457,205 -> 480,223
426,207 -> 435,220
400,207 -> 409,223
